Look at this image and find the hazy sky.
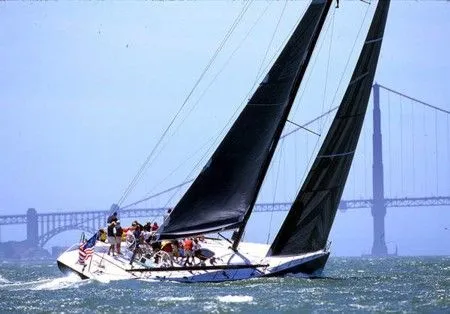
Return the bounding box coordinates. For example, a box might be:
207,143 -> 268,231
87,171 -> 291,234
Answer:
0,1 -> 449,256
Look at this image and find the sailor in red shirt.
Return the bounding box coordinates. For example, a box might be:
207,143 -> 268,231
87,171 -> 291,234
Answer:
183,238 -> 194,266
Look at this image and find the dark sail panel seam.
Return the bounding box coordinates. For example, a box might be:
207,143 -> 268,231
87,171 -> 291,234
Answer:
365,37 -> 383,44
349,72 -> 369,85
317,150 -> 355,158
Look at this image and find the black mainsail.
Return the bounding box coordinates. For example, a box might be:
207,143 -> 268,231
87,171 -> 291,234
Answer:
157,0 -> 333,240
268,0 -> 391,256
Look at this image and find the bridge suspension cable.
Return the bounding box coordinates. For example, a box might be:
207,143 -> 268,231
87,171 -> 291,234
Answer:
379,83 -> 449,198
378,84 -> 450,115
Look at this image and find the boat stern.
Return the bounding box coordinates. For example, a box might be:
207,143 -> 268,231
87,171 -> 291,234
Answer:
264,250 -> 330,277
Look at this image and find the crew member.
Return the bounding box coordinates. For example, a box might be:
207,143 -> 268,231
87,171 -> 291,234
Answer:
107,212 -> 118,224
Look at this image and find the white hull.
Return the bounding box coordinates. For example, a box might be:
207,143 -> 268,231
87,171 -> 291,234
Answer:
57,238 -> 329,283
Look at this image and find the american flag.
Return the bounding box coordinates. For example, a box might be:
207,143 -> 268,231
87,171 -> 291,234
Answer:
78,232 -> 97,265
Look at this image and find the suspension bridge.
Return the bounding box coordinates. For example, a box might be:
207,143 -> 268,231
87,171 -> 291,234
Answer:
0,84 -> 449,255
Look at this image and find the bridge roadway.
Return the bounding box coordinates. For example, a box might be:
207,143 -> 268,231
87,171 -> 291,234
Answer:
1,196 -> 449,226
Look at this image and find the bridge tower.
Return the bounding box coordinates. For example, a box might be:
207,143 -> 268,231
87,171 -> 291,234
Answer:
371,83 -> 388,256
27,208 -> 39,247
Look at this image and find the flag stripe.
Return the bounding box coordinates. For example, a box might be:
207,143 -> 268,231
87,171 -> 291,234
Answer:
78,233 -> 97,265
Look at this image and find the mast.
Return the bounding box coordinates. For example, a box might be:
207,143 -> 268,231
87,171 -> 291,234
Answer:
268,0 -> 391,256
232,0 -> 333,250
157,0 -> 333,242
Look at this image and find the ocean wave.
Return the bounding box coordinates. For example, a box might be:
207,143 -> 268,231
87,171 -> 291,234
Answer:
30,274 -> 85,291
158,296 -> 195,302
217,295 -> 254,303
138,278 -> 160,283
0,274 -> 11,284
1,278 -> 50,289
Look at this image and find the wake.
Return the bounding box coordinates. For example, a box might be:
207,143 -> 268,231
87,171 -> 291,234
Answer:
0,274 -> 11,284
1,273 -> 87,291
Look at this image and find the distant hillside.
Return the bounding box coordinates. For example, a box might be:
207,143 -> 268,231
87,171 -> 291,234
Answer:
0,241 -> 51,261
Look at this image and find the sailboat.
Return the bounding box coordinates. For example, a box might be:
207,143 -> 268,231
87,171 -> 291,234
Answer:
57,0 -> 390,282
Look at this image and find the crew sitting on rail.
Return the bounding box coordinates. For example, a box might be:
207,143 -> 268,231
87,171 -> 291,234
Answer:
183,238 -> 194,266
161,240 -> 174,266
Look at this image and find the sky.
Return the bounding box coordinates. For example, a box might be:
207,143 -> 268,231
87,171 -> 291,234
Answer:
0,0 -> 449,256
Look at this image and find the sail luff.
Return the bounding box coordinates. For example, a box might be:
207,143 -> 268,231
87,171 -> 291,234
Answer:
268,0 -> 391,256
231,0 -> 333,250
157,0 -> 333,241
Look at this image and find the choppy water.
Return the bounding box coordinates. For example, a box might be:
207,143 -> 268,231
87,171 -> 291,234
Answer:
0,257 -> 449,313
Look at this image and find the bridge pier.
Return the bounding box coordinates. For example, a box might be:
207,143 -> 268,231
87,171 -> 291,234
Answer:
27,208 -> 39,247
371,84 -> 388,256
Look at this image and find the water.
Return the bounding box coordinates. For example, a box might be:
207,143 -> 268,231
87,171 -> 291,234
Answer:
1,257 -> 449,313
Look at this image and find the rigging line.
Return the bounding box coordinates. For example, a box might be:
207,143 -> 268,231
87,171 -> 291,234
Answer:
160,8 -> 280,207
287,119 -> 320,136
163,5 -> 311,208
258,1 -> 307,81
323,2 -> 371,113
132,1 -> 267,206
161,4 -> 283,208
291,4 -> 335,119
267,139 -> 285,244
275,5 -> 366,205
163,0 -> 259,142
281,106 -> 338,139
135,131 -> 217,207
400,96 -> 404,195
121,179 -> 194,210
435,111 -> 439,195
231,0 -> 330,123
319,5 -> 335,134
378,84 -> 450,115
152,1 -> 350,210
423,105 -> 427,194
253,0 -> 289,86
162,132 -> 227,208
65,200 -> 125,234
160,95 -> 252,207
116,1 -> 254,207
295,2 -> 372,196
130,1 -> 253,198
169,1 -> 272,151
163,103 -> 249,207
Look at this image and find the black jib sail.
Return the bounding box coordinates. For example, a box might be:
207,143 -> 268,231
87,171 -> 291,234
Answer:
268,0 -> 391,256
157,0 -> 333,240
